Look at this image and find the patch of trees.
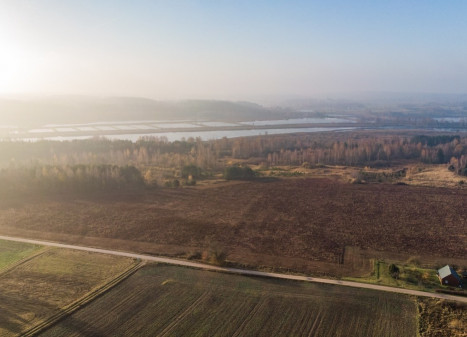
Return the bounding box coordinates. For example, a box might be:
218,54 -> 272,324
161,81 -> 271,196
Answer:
223,166 -> 256,180
0,164 -> 146,195
449,155 -> 467,176
410,135 -> 460,146
0,137 -> 218,170
2,133 -> 467,181
181,164 -> 203,179
259,135 -> 467,168
356,168 -> 407,183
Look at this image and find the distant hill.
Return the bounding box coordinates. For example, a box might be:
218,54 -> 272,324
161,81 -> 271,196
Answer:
0,96 -> 293,127
280,92 -> 467,117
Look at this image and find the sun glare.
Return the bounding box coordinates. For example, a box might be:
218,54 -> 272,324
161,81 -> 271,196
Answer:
0,41 -> 60,94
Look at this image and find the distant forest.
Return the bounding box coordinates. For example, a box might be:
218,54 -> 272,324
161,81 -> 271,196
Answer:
0,164 -> 145,195
0,132 -> 466,193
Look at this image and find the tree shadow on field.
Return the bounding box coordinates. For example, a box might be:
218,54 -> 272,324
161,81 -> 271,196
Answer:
253,177 -> 280,183
235,273 -> 303,290
0,294 -> 57,335
0,305 -> 29,335
0,292 -> 106,337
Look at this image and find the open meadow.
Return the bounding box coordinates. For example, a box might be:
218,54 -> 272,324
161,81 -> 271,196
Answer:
40,263 -> 418,337
0,245 -> 136,336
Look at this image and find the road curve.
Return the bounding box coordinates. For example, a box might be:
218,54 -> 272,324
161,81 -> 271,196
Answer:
1,234 -> 466,303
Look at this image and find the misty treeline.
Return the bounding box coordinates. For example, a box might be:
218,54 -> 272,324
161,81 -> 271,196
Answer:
0,164 -> 145,195
260,134 -> 467,173
0,133 -> 466,189
229,134 -> 467,175
0,137 -> 219,170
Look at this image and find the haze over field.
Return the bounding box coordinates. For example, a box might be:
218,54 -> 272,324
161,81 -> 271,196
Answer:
1,0 -> 467,104
1,2 -> 467,336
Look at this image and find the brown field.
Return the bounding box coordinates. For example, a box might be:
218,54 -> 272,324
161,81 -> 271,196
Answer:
0,177 -> 465,277
40,264 -> 417,337
0,248 -> 136,336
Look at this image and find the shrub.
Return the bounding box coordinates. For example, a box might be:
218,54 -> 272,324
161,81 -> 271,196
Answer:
389,264 -> 400,278
181,164 -> 202,179
184,179 -> 196,186
223,166 -> 256,180
202,247 -> 227,266
164,179 -> 180,188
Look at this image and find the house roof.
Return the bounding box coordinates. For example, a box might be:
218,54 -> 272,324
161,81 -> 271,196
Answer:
438,265 -> 460,280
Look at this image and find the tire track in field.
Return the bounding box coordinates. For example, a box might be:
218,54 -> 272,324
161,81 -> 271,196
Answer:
307,308 -> 324,337
97,285 -> 150,332
210,296 -> 257,336
231,297 -> 268,337
156,291 -> 211,337
292,305 -> 315,336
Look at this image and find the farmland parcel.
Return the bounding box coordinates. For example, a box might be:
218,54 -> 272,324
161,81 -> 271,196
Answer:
0,246 -> 136,336
41,264 -> 417,337
0,239 -> 42,271
0,178 -> 465,276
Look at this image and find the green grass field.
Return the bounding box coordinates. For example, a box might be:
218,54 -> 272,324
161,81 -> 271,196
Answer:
42,264 -> 418,337
345,260 -> 441,292
0,239 -> 42,271
0,247 -> 136,337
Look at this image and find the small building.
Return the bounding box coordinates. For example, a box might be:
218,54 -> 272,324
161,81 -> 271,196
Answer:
437,265 -> 462,287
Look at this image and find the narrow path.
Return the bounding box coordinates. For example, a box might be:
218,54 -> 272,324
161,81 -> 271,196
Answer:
1,235 -> 465,303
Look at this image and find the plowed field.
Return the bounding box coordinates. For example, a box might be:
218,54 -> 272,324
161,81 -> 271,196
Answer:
0,178 -> 465,275
41,264 -> 417,337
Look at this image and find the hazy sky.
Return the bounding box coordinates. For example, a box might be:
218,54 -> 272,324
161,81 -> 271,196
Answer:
1,0 -> 467,100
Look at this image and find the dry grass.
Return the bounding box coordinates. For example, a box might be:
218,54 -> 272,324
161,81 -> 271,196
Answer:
418,299 -> 467,337
253,164 -> 360,181
254,163 -> 467,189
404,164 -> 467,188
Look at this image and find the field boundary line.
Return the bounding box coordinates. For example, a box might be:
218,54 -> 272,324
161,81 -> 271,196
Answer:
21,259 -> 144,337
1,234 -> 466,304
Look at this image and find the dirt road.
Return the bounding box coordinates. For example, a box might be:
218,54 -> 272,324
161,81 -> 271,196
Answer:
1,234 -> 465,303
